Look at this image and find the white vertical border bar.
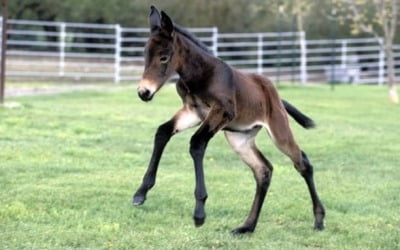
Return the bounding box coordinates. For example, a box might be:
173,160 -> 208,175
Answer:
114,24 -> 121,83
299,31 -> 307,85
0,16 -> 3,61
212,26 -> 218,57
341,40 -> 347,69
378,38 -> 385,86
59,22 -> 66,76
257,33 -> 263,75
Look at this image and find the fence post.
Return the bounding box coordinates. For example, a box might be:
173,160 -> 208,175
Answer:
341,40 -> 347,69
257,33 -> 263,75
299,31 -> 307,85
378,38 -> 385,86
0,14 -> 5,104
212,27 -> 218,57
114,24 -> 121,83
290,30 -> 296,83
59,22 -> 66,77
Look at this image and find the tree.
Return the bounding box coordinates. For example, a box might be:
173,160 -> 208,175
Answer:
9,0 -> 61,42
9,0 -> 60,21
271,0 -> 314,32
334,0 -> 399,103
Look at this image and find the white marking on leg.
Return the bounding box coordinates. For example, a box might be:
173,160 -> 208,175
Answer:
224,131 -> 264,171
263,123 -> 276,143
174,110 -> 201,133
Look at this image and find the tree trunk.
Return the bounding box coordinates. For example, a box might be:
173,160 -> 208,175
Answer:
385,38 -> 399,103
296,12 -> 303,34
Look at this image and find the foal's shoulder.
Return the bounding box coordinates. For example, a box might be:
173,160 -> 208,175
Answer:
175,79 -> 190,99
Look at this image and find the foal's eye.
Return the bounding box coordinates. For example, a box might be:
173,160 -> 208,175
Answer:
160,55 -> 170,64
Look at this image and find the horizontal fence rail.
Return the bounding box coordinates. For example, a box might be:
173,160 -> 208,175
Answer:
0,17 -> 399,84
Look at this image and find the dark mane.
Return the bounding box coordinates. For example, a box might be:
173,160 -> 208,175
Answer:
173,24 -> 213,54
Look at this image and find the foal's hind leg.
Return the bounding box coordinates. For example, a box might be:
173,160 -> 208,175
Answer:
267,113 -> 325,230
298,151 -> 326,230
225,128 -> 273,234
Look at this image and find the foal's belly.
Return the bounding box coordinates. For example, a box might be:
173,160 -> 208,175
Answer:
184,93 -> 265,133
223,121 -> 264,133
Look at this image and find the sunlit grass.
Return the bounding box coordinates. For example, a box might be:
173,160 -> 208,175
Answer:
1,84 -> 399,249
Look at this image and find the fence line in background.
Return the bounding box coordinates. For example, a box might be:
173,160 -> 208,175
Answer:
0,18 -> 399,85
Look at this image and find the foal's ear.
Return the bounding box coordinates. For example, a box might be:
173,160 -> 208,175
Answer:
149,5 -> 161,34
160,11 -> 174,38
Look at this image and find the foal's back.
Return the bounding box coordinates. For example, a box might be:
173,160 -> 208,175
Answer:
228,68 -> 286,129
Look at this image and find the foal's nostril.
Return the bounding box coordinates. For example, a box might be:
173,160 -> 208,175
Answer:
138,88 -> 152,101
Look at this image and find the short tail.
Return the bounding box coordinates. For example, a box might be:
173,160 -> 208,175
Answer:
282,99 -> 315,129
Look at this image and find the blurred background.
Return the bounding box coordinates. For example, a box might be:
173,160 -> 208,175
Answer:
7,0 -> 398,38
1,3 -> 400,248
0,0 -> 399,99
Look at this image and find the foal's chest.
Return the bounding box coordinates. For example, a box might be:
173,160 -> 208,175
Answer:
185,94 -> 211,120
176,81 -> 212,120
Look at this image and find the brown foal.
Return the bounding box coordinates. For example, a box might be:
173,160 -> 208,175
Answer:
133,6 -> 325,234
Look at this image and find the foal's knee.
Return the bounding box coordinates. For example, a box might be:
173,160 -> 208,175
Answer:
295,151 -> 314,177
259,167 -> 272,191
189,138 -> 206,159
189,128 -> 213,159
155,121 -> 174,143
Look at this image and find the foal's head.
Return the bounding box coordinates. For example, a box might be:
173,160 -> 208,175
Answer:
137,6 -> 176,102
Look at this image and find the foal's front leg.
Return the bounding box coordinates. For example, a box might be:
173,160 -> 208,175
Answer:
133,107 -> 201,205
132,119 -> 174,205
189,105 -> 235,226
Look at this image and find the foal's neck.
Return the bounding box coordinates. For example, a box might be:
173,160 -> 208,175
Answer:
174,33 -> 215,87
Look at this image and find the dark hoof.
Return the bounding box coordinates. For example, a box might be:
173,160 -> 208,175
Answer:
193,216 -> 206,227
132,194 -> 146,206
231,226 -> 254,235
314,222 -> 324,231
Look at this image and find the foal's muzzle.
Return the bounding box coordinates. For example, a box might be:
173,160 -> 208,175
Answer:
137,87 -> 153,102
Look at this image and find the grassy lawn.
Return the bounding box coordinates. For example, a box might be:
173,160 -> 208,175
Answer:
0,84 -> 399,249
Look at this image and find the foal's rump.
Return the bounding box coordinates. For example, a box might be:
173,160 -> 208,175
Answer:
232,70 -> 315,130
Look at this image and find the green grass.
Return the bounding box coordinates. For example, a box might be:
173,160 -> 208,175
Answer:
1,84 -> 399,249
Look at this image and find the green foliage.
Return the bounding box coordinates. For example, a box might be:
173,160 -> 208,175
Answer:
333,0 -> 398,38
6,0 -> 362,38
1,84 -> 399,249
